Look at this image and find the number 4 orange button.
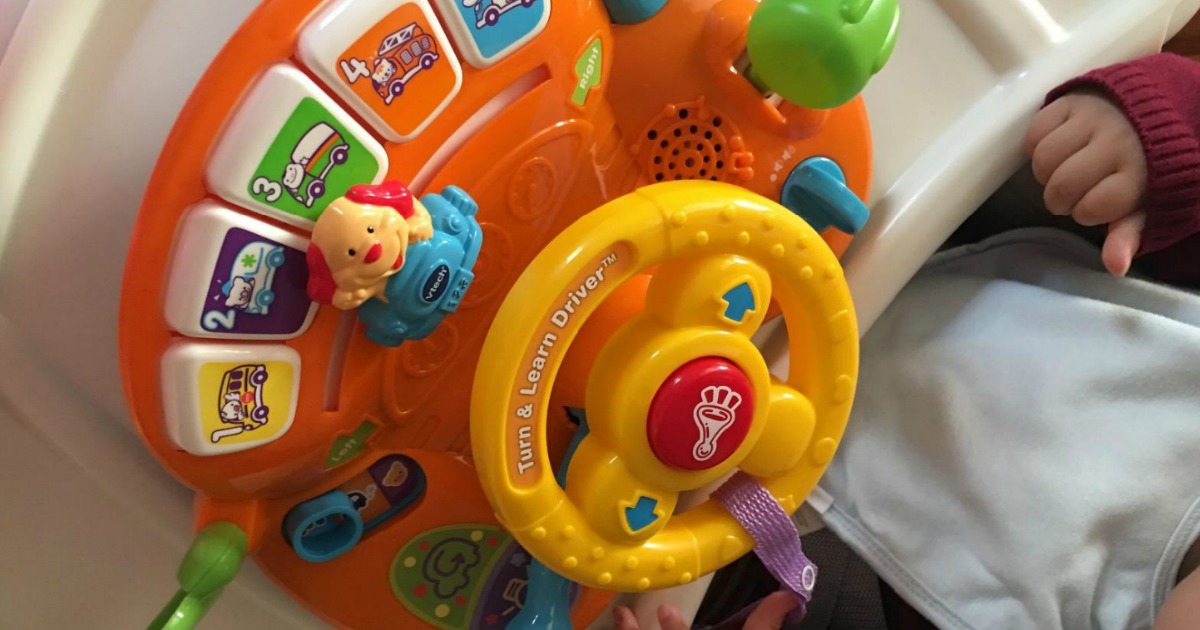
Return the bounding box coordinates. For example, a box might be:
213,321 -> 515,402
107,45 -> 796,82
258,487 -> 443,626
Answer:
299,0 -> 464,142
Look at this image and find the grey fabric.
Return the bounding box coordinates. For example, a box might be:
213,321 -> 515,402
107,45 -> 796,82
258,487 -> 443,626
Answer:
817,228 -> 1200,630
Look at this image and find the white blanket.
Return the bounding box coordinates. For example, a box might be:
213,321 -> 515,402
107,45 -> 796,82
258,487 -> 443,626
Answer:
816,228 -> 1200,629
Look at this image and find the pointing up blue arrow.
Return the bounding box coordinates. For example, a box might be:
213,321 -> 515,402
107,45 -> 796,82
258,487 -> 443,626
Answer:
625,495 -> 660,532
722,282 -> 756,322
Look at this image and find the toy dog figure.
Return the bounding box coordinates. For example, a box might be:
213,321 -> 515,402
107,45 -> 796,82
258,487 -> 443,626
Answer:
305,181 -> 434,309
305,180 -> 482,347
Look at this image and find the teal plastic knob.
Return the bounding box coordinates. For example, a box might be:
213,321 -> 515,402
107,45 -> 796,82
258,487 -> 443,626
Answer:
781,157 -> 869,234
747,0 -> 900,109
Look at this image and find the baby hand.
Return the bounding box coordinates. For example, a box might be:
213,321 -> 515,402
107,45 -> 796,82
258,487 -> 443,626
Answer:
1025,92 -> 1148,276
613,592 -> 797,630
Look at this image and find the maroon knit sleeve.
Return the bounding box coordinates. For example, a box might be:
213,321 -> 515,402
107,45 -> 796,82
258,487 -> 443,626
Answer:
1046,53 -> 1200,257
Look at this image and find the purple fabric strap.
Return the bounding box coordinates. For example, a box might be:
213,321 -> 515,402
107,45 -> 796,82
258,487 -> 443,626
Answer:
704,472 -> 816,629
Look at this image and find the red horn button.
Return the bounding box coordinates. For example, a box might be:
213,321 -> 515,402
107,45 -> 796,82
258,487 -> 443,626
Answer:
646,358 -> 754,471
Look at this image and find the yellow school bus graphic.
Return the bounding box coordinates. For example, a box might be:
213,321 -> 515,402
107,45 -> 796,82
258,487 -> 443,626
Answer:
199,360 -> 294,447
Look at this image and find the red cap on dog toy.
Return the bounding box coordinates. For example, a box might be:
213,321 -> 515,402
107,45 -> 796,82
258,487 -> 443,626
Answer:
346,181 -> 415,218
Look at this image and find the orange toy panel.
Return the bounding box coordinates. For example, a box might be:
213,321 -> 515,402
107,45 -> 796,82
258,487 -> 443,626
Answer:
119,0 -> 876,626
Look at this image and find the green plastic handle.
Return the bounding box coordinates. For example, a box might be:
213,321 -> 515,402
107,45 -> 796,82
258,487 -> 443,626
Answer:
746,0 -> 900,109
149,591 -> 213,630
148,523 -> 248,630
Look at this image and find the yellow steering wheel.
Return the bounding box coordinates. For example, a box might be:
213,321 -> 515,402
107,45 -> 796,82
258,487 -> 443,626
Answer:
471,180 -> 858,591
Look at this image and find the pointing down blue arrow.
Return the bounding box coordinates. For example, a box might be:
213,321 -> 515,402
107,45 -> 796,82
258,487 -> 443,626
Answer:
625,496 -> 660,532
722,282 -> 756,322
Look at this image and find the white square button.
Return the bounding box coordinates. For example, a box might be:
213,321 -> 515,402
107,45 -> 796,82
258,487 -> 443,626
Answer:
298,0 -> 462,142
162,343 -> 301,456
206,64 -> 389,228
163,202 -> 318,340
432,0 -> 550,68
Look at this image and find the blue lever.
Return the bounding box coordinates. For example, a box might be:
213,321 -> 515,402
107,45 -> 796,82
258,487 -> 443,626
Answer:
283,490 -> 364,563
780,157 -> 870,234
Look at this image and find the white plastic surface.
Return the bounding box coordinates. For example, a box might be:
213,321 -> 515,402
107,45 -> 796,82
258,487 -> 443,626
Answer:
1,0 -> 1198,628
0,0 -> 325,627
848,0 -> 1200,331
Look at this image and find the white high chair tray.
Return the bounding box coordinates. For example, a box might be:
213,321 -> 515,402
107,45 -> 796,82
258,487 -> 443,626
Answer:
0,0 -> 1196,628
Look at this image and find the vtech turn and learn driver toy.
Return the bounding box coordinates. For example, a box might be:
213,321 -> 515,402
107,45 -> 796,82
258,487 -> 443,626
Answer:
119,0 -> 899,627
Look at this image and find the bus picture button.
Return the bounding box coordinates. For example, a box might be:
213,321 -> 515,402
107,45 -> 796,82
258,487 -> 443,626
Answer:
160,342 -> 301,456
432,0 -> 549,68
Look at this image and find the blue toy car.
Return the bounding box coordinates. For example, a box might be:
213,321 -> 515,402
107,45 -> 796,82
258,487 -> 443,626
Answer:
357,186 -> 482,346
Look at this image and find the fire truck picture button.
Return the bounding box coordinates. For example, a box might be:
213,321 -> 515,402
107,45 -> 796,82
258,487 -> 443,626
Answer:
298,0 -> 463,142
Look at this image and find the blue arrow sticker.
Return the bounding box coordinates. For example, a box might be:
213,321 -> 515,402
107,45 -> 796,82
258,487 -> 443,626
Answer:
624,495 -> 660,532
722,282 -> 756,322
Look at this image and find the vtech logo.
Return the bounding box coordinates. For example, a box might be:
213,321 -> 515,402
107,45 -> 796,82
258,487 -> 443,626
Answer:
422,264 -> 451,303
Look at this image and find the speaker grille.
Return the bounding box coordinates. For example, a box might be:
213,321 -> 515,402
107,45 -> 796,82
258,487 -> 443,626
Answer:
635,99 -> 753,185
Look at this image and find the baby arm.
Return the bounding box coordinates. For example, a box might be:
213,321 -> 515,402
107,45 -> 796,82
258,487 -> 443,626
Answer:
1025,53 -> 1200,276
1156,568 -> 1200,630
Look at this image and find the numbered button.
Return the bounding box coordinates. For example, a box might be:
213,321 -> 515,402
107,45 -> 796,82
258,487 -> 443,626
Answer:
298,0 -> 462,142
206,64 -> 388,228
161,343 -> 301,456
432,0 -> 549,68
163,202 -> 317,339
